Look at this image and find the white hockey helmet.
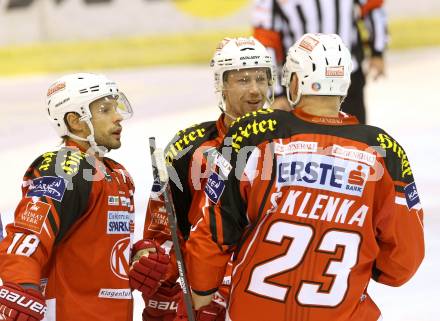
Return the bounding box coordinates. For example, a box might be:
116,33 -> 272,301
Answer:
47,73 -> 132,153
281,33 -> 352,106
211,37 -> 275,93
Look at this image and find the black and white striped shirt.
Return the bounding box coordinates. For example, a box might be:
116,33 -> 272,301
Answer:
253,0 -> 387,90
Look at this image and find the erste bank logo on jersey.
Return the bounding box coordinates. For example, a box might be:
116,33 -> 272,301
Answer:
276,153 -> 370,196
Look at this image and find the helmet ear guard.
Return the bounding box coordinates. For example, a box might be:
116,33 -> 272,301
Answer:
281,33 -> 353,107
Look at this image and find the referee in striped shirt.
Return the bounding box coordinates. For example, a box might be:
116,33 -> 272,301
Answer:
253,0 -> 387,124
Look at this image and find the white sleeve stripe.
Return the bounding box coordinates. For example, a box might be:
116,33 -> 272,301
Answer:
243,147 -> 261,186
395,196 -> 422,210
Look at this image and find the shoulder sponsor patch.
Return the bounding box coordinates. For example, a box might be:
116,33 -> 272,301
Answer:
404,182 -> 420,209
38,152 -> 57,171
165,124 -> 208,165
205,172 -> 225,204
376,133 -> 412,178
231,116 -> 278,152
26,176 -> 66,202
15,201 -> 50,234
61,150 -> 87,176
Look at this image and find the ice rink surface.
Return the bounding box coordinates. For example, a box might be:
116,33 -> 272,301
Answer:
0,47 -> 439,321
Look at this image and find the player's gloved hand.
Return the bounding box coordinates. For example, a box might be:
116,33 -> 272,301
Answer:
174,293 -> 226,321
0,281 -> 46,321
129,239 -> 170,299
142,282 -> 181,321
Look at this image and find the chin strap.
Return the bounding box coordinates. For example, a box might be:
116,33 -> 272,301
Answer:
286,84 -> 302,108
66,116 -> 108,156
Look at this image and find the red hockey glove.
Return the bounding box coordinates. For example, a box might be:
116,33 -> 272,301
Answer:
129,239 -> 170,299
0,282 -> 46,321
175,293 -> 226,321
142,282 -> 181,321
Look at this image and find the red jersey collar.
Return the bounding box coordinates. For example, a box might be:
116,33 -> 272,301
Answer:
216,114 -> 228,137
65,139 -> 88,152
293,108 -> 359,126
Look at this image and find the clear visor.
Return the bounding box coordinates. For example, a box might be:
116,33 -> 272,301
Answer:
223,67 -> 272,90
91,93 -> 133,120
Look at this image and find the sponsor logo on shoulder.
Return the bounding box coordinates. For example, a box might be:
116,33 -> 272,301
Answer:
27,176 -> 66,202
274,141 -> 318,155
376,133 -> 412,178
404,182 -> 420,209
205,172 -> 225,204
276,153 -> 369,197
15,201 -> 51,234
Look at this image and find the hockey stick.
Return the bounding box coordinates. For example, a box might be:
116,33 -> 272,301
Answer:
149,137 -> 196,321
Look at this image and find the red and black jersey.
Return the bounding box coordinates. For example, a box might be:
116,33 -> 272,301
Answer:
185,108 -> 424,321
144,115 -> 227,244
0,141 -> 135,321
144,115 -> 234,304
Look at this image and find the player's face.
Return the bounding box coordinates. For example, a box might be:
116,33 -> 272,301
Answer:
89,95 -> 124,150
223,67 -> 270,120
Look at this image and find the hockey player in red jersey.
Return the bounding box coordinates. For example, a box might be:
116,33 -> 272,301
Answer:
183,33 -> 424,321
130,37 -> 275,321
0,73 -> 169,321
